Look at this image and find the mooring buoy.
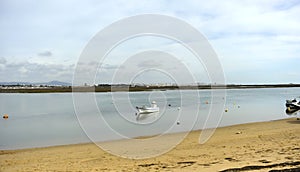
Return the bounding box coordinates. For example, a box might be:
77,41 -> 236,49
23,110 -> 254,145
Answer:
3,114 -> 8,119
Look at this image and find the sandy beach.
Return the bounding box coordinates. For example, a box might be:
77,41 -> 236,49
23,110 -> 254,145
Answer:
1,118 -> 299,172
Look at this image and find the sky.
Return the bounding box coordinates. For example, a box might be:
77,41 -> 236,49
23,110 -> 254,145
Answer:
0,0 -> 300,84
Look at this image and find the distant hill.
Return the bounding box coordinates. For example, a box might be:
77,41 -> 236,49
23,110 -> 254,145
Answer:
0,80 -> 71,86
38,81 -> 71,86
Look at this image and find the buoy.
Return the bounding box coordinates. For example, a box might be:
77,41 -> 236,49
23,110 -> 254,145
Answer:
177,107 -> 181,110
3,114 -> 8,119
225,109 -> 228,112
168,104 -> 171,107
177,121 -> 180,125
205,101 -> 209,104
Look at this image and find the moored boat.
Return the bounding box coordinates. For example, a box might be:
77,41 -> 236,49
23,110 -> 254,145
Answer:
285,98 -> 300,109
136,101 -> 159,114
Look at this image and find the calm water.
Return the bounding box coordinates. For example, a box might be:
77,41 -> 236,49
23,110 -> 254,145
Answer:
0,88 -> 300,150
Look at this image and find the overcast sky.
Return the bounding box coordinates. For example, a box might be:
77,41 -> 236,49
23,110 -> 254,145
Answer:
0,0 -> 299,84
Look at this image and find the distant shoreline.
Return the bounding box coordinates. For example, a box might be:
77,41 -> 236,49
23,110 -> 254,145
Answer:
0,84 -> 300,93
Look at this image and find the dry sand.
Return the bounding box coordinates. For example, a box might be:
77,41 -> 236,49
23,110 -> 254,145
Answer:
1,118 -> 300,172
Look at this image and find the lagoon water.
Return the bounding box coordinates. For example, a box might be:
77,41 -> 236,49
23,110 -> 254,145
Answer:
1,88 -> 300,150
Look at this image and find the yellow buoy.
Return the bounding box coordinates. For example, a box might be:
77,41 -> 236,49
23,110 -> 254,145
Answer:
3,114 -> 8,119
225,109 -> 228,112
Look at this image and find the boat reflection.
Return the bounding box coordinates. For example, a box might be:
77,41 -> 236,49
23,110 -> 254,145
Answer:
285,107 -> 300,115
136,112 -> 159,121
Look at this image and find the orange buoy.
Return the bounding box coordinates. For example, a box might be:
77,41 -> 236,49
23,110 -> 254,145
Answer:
3,114 -> 8,119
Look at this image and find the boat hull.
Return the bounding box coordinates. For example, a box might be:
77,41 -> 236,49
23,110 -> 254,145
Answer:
137,107 -> 159,114
285,98 -> 300,116
285,103 -> 300,109
286,107 -> 300,115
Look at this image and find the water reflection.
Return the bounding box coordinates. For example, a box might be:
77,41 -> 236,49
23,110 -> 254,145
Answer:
2,88 -> 300,150
136,112 -> 159,122
285,107 -> 300,115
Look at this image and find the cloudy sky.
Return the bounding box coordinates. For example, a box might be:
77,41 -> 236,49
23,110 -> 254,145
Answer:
0,0 -> 299,84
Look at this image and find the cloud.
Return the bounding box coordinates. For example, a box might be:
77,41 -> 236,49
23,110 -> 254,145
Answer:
102,64 -> 121,70
19,66 -> 28,75
38,50 -> 52,57
137,60 -> 162,68
1,0 -> 300,84
0,57 -> 7,64
0,57 -> 6,71
0,60 -> 74,82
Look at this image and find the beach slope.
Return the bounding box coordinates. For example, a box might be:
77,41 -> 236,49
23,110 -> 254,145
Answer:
1,118 -> 300,171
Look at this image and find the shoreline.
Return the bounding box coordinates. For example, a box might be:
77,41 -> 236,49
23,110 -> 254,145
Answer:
0,117 -> 295,151
1,84 -> 300,93
1,118 -> 300,171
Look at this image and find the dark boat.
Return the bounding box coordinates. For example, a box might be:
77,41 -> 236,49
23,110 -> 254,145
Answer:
286,108 -> 300,115
285,98 -> 300,109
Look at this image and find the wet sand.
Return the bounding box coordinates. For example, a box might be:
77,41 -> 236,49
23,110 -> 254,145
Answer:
1,118 -> 300,171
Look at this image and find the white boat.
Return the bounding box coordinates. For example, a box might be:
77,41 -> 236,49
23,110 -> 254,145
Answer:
136,101 -> 159,114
